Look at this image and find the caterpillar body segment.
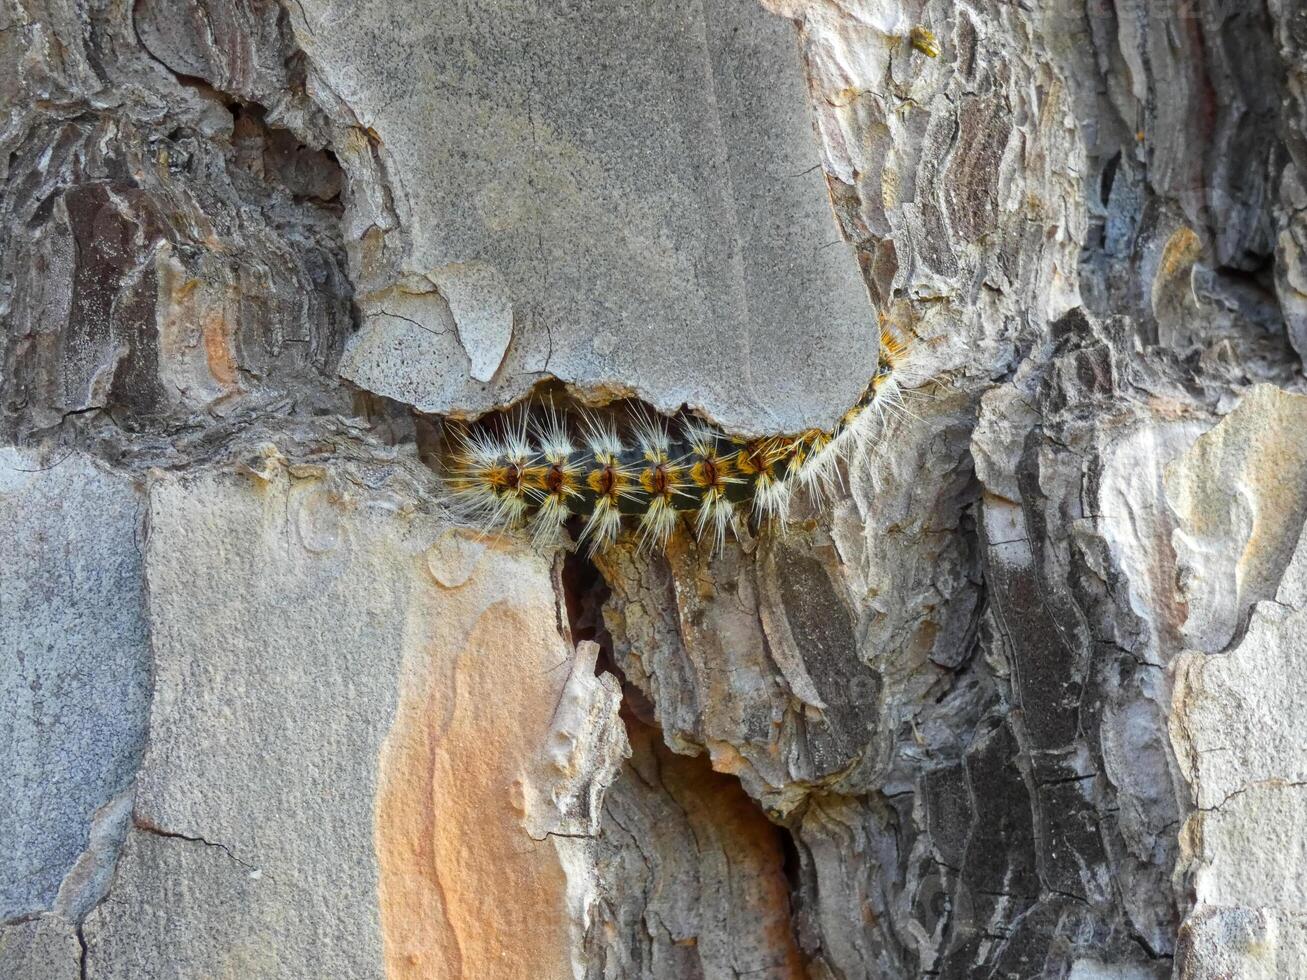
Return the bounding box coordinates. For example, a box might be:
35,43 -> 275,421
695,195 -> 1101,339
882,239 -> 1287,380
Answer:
441,329 -> 910,554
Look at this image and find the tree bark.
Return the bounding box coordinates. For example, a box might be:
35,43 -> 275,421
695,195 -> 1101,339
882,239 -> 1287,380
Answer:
2,1 -> 1305,978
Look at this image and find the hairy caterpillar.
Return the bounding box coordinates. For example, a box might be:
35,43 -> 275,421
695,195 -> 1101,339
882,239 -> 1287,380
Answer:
442,327 -> 914,554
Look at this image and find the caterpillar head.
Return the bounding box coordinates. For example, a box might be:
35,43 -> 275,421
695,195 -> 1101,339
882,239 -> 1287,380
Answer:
871,326 -> 908,397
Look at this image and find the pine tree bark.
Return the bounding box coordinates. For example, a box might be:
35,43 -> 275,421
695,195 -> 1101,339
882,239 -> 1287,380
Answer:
2,1 -> 1305,978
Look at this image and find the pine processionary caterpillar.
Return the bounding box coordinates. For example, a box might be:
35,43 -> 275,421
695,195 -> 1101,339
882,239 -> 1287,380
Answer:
441,327 -> 917,555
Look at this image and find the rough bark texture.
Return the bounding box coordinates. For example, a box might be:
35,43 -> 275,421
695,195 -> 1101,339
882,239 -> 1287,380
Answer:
2,1 -> 1305,978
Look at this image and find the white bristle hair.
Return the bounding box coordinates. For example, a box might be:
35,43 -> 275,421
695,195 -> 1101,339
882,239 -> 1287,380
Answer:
449,480 -> 529,534
530,493 -> 572,547
632,405 -> 673,461
752,472 -> 792,523
695,492 -> 736,556
870,373 -> 923,428
637,497 -> 679,553
581,408 -> 625,461
531,399 -> 575,462
502,404 -> 535,463
789,440 -> 840,500
786,356 -> 914,504
682,417 -> 724,457
443,418 -> 535,534
579,497 -> 624,554
454,424 -> 509,467
811,409 -> 875,490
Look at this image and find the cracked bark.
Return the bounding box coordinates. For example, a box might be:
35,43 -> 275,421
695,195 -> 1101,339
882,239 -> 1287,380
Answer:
3,1 -> 1306,979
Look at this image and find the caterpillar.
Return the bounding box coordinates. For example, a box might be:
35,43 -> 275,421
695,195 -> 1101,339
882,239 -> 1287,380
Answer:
442,327 -> 914,555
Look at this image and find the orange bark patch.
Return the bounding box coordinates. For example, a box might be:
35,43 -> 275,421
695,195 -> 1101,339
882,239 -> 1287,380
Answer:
375,542 -> 578,980
202,298 -> 238,388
